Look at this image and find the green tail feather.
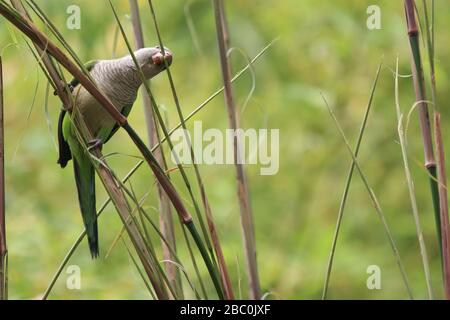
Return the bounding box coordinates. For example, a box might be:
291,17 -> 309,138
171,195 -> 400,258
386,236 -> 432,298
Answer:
73,155 -> 99,258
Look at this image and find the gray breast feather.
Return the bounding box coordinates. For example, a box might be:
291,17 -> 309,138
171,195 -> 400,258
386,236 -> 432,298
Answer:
74,60 -> 140,139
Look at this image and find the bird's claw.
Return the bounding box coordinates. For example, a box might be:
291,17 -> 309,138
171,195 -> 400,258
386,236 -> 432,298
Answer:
53,83 -> 75,96
87,139 -> 103,152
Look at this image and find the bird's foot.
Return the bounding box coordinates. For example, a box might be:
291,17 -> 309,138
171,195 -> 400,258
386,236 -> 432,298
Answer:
87,139 -> 103,152
53,83 -> 75,96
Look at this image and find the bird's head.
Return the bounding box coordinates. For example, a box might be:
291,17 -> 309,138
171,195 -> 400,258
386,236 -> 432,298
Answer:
133,46 -> 173,79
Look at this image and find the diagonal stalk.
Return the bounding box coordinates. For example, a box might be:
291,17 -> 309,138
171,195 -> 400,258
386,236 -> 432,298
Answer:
322,62 -> 381,299
323,95 -> 414,299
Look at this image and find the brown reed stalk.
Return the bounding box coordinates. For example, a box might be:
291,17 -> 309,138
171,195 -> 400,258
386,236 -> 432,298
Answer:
212,0 -> 261,299
128,0 -> 182,299
0,56 -> 6,301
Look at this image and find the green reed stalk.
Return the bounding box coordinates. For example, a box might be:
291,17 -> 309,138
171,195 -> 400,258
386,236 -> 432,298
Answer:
404,0 -> 441,255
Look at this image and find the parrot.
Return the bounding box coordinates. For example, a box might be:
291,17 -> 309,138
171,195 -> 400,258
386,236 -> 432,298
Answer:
56,46 -> 173,258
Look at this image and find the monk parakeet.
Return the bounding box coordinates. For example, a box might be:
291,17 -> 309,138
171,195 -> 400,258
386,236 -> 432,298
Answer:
57,47 -> 173,258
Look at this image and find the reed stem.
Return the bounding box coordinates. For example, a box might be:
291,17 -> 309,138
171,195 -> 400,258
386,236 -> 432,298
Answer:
0,56 -> 7,301
404,0 -> 441,255
212,0 -> 261,299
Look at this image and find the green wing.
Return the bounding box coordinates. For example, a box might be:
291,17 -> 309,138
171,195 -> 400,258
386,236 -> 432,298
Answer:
57,60 -> 98,168
59,61 -> 100,257
103,103 -> 133,144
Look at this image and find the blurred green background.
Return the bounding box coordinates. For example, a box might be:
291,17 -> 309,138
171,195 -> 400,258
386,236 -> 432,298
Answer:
1,0 -> 450,299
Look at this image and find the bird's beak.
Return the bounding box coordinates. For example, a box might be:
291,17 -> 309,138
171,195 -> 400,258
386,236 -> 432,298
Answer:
164,51 -> 173,65
152,51 -> 172,66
